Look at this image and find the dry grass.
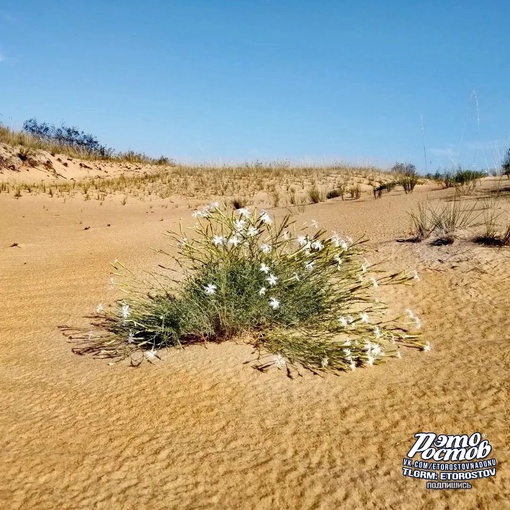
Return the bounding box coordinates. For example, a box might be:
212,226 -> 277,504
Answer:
1,151 -> 391,206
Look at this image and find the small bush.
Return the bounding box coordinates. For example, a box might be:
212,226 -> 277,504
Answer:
231,196 -> 248,210
373,181 -> 398,199
308,186 -> 324,203
326,189 -> 342,200
501,148 -> 510,178
392,163 -> 419,194
75,205 -> 427,373
349,184 -> 361,200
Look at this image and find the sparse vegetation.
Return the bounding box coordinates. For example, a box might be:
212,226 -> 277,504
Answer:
408,198 -> 480,244
392,162 -> 419,194
307,186 -> 325,204
502,148 -> 510,178
0,121 -> 173,165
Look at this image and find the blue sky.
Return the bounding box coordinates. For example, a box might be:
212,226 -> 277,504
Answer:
1,1 -> 509,171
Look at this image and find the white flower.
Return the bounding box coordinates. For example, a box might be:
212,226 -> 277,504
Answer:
269,297 -> 280,310
412,270 -> 420,281
204,283 -> 217,295
311,240 -> 323,251
360,312 -> 369,324
305,261 -> 315,271
260,263 -> 270,274
267,274 -> 278,286
96,303 -> 104,313
127,331 -> 135,344
192,209 -> 205,218
247,226 -> 259,237
370,277 -> 379,288
259,287 -> 267,296
260,243 -> 272,254
344,349 -> 352,357
208,201 -> 220,210
370,343 -> 382,356
237,207 -> 251,217
121,304 -> 130,320
260,212 -> 272,224
422,342 -> 431,352
349,360 -> 356,371
321,357 -> 329,368
343,339 -> 352,347
311,219 -> 319,228
297,235 -> 308,247
366,355 -> 375,366
228,235 -> 241,246
233,219 -> 246,231
144,349 -> 158,361
334,254 -> 343,265
273,354 -> 286,369
406,308 -> 422,329
361,263 -> 368,273
212,235 -> 226,246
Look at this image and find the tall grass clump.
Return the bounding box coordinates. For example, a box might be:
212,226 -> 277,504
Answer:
474,196 -> 510,246
408,198 -> 479,244
73,204 -> 427,373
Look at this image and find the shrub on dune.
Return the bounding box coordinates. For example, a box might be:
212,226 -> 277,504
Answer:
76,204 -> 427,374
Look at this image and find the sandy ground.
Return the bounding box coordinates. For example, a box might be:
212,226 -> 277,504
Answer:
0,174 -> 509,509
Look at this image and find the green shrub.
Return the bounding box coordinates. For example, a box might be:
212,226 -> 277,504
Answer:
76,205 -> 427,373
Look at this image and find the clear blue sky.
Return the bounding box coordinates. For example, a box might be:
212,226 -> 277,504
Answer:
1,1 -> 509,171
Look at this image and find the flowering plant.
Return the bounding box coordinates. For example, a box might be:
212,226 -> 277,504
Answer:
76,203 -> 428,373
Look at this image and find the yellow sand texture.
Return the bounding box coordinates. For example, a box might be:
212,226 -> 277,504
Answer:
0,172 -> 509,509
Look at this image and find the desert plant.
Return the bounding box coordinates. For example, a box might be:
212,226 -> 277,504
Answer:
408,202 -> 435,241
409,198 -> 480,244
73,205 -> 427,373
231,196 -> 248,209
326,188 -> 342,200
307,186 -> 324,204
373,181 -> 398,199
392,163 -> 419,194
501,148 -> 510,178
349,184 -> 361,199
474,196 -> 510,246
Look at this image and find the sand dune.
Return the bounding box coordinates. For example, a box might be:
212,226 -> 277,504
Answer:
0,168 -> 509,509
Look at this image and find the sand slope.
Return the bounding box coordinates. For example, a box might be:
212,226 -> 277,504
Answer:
0,180 -> 509,509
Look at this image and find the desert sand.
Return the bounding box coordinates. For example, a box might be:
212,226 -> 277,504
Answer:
0,155 -> 509,509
